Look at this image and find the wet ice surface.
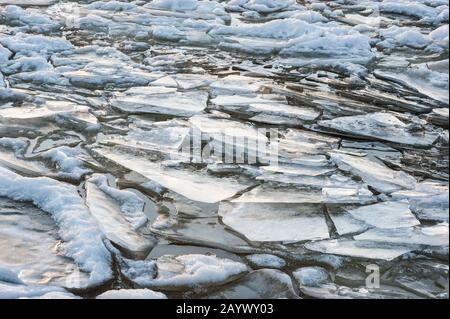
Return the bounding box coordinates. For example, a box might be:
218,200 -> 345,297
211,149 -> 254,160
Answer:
0,0 -> 448,299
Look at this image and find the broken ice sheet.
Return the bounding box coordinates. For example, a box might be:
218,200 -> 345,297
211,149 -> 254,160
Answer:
339,140 -> 403,164
206,269 -> 300,299
374,64 -> 449,104
346,201 -> 420,229
92,146 -> 254,203
211,94 -> 320,124
151,216 -> 252,253
85,177 -> 154,259
277,129 -> 340,162
0,100 -> 97,127
120,254 -> 248,291
328,210 -> 372,236
0,145 -> 52,178
101,119 -> 190,155
232,184 -> 375,205
305,239 -> 413,261
110,86 -> 208,117
219,202 -> 330,243
330,152 -> 417,193
391,181 -> 449,223
385,259 -> 449,299
318,112 -> 439,147
355,223 -> 449,247
189,114 -> 269,148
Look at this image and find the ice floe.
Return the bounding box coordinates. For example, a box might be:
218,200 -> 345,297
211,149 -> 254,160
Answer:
85,176 -> 154,259
120,254 -> 248,291
330,152 -> 417,193
110,86 -> 208,117
318,113 -> 439,147
355,223 -> 449,247
93,146 -> 254,203
305,239 -> 413,261
208,269 -> 299,299
219,202 -> 330,242
346,201 -> 420,229
246,254 -> 286,269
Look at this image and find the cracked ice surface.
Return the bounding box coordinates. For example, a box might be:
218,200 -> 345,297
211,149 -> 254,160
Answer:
0,0 -> 448,299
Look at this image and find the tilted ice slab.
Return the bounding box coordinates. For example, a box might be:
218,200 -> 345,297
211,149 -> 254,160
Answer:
96,289 -> 167,299
305,239 -> 413,261
355,223 -> 449,247
85,177 -> 154,259
120,254 -> 248,291
277,129 -> 340,160
189,115 -> 270,158
151,216 -> 253,253
374,64 -> 449,104
330,152 -> 417,193
0,166 -> 112,289
208,269 -> 299,299
391,182 -> 449,222
346,201 -> 420,229
111,86 -> 208,117
232,184 -> 375,205
257,173 -> 370,192
260,164 -> 336,177
328,211 -> 372,236
211,94 -> 320,123
0,146 -> 53,178
88,174 -> 148,229
102,121 -> 191,156
0,100 -> 97,127
93,147 -> 253,203
318,113 -> 439,147
190,115 -> 268,143
219,202 -> 330,242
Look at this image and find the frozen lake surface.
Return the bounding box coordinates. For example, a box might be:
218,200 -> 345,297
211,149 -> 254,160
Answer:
0,0 -> 448,299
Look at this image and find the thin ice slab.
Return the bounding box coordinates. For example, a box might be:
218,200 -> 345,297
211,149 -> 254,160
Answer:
120,254 -> 248,291
219,202 -> 330,242
85,179 -> 154,259
93,147 -> 253,203
318,113 -> 438,147
305,239 -> 412,261
111,86 -> 208,117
